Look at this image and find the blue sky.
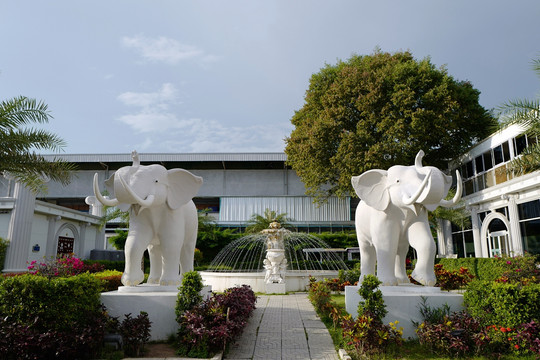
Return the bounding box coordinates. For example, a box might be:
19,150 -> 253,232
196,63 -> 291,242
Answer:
1,1 -> 540,154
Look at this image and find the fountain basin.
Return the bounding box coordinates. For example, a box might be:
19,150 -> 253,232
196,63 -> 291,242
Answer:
200,270 -> 339,293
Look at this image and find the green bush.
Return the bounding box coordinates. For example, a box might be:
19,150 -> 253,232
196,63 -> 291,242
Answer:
464,280 -> 540,328
0,273 -> 106,359
310,232 -> 357,249
175,271 -> 204,319
437,253 -> 539,282
93,270 -> 123,292
0,237 -> 8,271
0,273 -> 103,331
357,274 -> 387,321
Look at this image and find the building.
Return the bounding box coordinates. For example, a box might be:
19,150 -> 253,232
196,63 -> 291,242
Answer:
439,124 -> 540,258
0,177 -> 103,272
38,152 -> 356,244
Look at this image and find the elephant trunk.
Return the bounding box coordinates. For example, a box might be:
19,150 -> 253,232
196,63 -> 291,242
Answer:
402,169 -> 432,205
438,170 -> 463,208
118,176 -> 156,207
93,173 -> 119,207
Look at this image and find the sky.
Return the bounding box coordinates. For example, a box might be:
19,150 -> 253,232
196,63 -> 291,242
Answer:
1,1 -> 540,155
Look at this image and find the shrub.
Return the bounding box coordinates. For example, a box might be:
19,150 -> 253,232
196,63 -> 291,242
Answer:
434,263 -> 474,290
308,278 -> 333,314
341,314 -> 403,357
0,237 -> 8,271
464,280 -> 540,328
177,285 -> 256,357
0,273 -> 106,359
83,259 -> 125,272
93,270 -> 123,292
27,255 -> 105,278
416,309 -> 484,357
120,312 -> 151,357
175,271 -> 204,319
437,253 -> 539,282
357,274 -> 387,321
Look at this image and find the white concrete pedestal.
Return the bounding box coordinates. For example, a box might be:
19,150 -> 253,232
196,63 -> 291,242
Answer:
265,282 -> 287,294
101,284 -> 212,341
345,284 -> 463,339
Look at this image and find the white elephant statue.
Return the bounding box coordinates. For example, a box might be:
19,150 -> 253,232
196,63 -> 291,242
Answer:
93,151 -> 203,287
351,150 -> 462,286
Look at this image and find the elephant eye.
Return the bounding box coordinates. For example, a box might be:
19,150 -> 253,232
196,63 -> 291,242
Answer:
154,180 -> 158,183
396,179 -> 400,183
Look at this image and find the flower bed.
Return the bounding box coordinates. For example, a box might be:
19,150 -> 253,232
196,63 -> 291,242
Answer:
309,255 -> 540,359
176,284 -> 257,358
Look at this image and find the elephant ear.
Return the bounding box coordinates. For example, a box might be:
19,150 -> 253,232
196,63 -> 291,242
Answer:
104,173 -> 131,212
351,170 -> 390,211
167,169 -> 203,210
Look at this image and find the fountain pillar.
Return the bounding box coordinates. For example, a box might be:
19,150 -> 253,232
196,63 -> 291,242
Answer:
262,221 -> 287,294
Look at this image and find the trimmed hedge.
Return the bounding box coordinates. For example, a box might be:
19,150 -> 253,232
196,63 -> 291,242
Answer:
0,273 -> 106,359
436,253 -> 539,282
464,280 -> 540,328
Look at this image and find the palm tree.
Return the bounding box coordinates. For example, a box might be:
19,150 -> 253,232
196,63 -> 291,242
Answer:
244,208 -> 294,233
0,96 -> 75,192
498,58 -> 540,175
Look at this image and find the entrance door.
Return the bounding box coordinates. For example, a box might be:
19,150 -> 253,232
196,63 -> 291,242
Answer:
488,230 -> 511,257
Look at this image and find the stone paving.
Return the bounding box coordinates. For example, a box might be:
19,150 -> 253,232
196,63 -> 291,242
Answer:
225,293 -> 339,360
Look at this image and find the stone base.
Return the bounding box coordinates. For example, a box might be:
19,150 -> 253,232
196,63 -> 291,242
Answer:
345,284 -> 463,339
101,285 -> 212,341
265,282 -> 287,294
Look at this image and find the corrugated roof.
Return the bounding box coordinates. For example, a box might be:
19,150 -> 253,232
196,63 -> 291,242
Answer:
41,152 -> 287,163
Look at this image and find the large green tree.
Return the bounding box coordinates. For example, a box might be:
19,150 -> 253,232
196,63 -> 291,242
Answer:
498,58 -> 540,175
285,50 -> 497,201
0,96 -> 74,192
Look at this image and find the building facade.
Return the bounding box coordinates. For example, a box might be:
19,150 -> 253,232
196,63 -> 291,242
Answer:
38,152 -> 356,242
440,124 -> 540,258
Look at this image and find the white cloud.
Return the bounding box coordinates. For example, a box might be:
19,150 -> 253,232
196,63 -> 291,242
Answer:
117,83 -> 178,108
122,35 -> 210,64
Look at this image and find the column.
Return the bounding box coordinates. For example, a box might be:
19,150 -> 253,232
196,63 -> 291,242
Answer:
45,215 -> 59,258
507,195 -> 523,255
436,219 -> 446,257
78,223 -> 87,258
469,206 -> 484,257
4,182 -> 36,272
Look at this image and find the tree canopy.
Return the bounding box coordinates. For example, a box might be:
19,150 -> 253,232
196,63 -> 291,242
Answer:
285,50 -> 497,201
0,96 -> 75,192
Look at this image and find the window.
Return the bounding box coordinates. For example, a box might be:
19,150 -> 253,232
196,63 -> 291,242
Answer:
451,217 -> 474,257
475,156 -> 484,173
515,135 -> 527,156
483,151 -> 493,171
493,144 -> 504,165
518,199 -> 540,255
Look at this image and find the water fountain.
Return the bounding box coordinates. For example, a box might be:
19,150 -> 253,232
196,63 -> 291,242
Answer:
199,221 -> 349,293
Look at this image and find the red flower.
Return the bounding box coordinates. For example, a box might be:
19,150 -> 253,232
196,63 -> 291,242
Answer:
514,344 -> 520,350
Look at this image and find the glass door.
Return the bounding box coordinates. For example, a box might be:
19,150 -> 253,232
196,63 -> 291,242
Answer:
488,230 -> 511,257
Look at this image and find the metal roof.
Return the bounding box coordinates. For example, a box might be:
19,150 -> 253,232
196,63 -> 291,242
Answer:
41,152 -> 287,163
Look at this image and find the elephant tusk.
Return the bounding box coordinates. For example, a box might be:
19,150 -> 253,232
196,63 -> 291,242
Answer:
439,170 -> 463,208
93,173 -> 119,207
414,150 -> 431,176
118,175 -> 156,207
402,169 -> 432,205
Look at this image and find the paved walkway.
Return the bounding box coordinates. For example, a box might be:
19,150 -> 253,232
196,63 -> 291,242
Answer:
225,293 -> 339,360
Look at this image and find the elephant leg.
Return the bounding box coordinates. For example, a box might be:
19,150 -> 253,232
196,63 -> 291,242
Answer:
147,240 -> 162,284
395,237 -> 410,284
408,220 -> 437,286
158,235 -> 182,286
122,227 -> 151,286
358,237 -> 376,283
373,234 -> 399,286
180,232 -> 197,275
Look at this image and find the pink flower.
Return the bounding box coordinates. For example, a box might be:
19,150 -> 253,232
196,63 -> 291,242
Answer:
507,261 -> 512,265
